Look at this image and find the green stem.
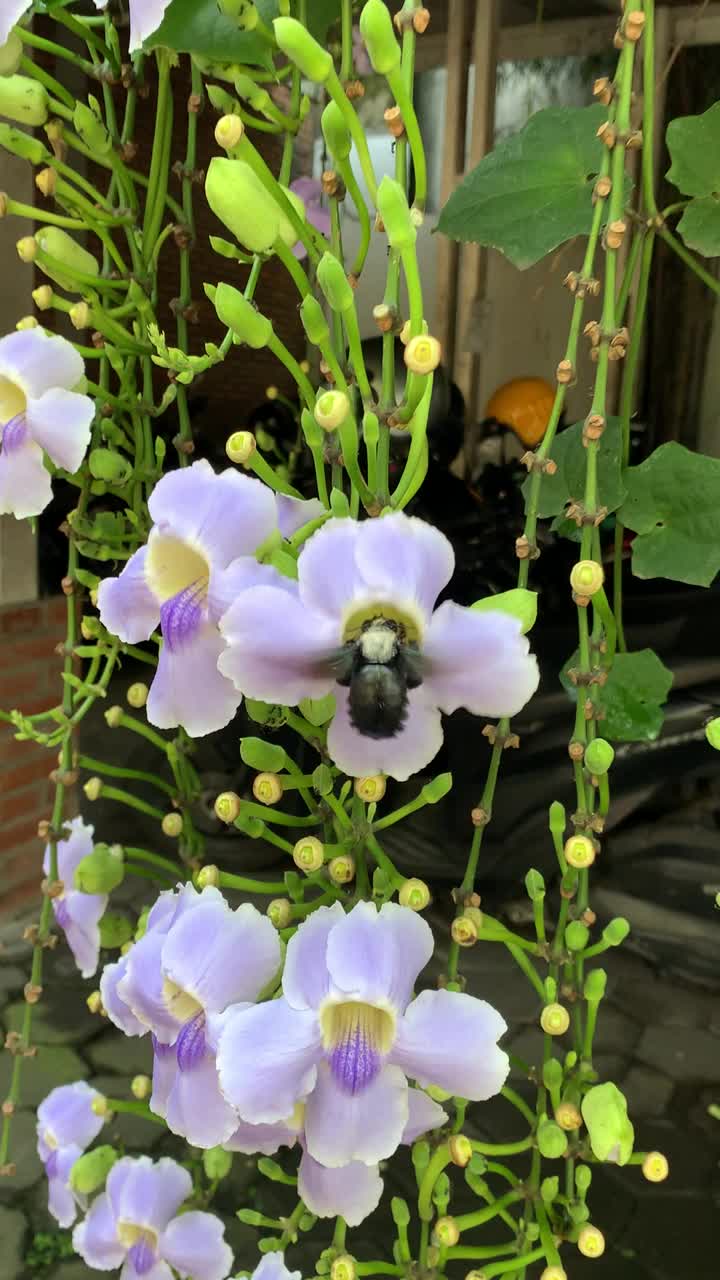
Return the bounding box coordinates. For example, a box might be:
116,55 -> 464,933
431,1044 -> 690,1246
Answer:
78,755 -> 175,798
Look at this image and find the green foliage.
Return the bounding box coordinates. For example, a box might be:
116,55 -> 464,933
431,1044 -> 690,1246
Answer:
562,648 -> 673,742
25,1232 -> 76,1274
581,1082 -> 635,1165
522,418 -> 625,520
437,106 -> 614,269
146,0 -> 273,66
618,442 -> 720,586
98,911 -> 134,949
472,587 -> 538,633
666,101 -> 720,256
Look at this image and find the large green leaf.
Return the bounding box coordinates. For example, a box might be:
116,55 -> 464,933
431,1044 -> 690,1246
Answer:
618,442 -> 720,586
676,197 -> 720,257
146,0 -> 273,67
666,102 -> 720,197
437,105 -> 610,269
521,417 -> 625,520
561,648 -> 673,742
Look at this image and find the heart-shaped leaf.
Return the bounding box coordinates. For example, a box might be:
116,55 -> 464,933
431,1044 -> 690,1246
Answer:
146,0 -> 273,67
618,441 -> 720,586
561,648 -> 673,742
666,102 -> 720,197
676,196 -> 720,257
522,417 -> 625,519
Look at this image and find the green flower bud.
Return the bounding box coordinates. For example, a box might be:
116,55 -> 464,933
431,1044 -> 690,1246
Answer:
565,920 -> 590,951
203,1147 -> 233,1180
253,772 -> 284,805
226,430 -> 256,465
293,835 -> 325,873
211,282 -> 274,348
542,1057 -> 563,1092
602,916 -> 630,947
363,411 -> 380,447
540,1175 -> 559,1202
219,0 -> 258,25
525,868 -> 545,901
272,17 -> 334,83
73,102 -> 111,155
398,878 -> 431,911
706,716 -> 720,750
197,865 -> 220,889
98,911 -> 134,950
321,101 -> 352,161
215,113 -> 244,151
391,1196 -> 410,1227
584,737 -> 615,774
583,967 -> 607,1003
316,251 -> 355,313
581,1082 -> 634,1165
575,1164 -> 592,1194
300,294 -> 330,345
0,75 -> 48,126
311,763 -> 335,796
376,176 -> 416,251
131,1075 -> 151,1099
315,389 -> 350,432
549,800 -> 566,834
88,449 -> 132,485
206,157 -> 283,254
359,0 -> 401,75
69,1145 -> 118,1195
0,33 -> 23,77
161,812 -> 183,838
0,122 -> 50,163
74,843 -> 125,895
240,736 -> 287,774
36,226 -> 99,291
267,898 -> 293,929
420,771 -> 453,803
536,1118 -> 568,1159
471,587 -> 538,634
301,407 -> 323,448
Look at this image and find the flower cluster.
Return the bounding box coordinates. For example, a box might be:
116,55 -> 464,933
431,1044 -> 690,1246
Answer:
36,1082 -> 104,1227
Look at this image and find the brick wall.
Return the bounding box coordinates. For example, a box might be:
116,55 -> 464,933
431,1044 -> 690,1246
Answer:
0,597 -> 68,917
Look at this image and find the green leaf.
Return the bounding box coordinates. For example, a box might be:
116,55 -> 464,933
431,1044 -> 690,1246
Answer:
437,106 -> 613,269
618,442 -> 720,586
582,1082 -> 635,1166
299,694 -> 336,725
666,101 -> 720,197
676,197 -> 720,257
561,649 -> 673,742
472,587 -> 537,633
146,0 -> 273,67
522,417 -> 625,519
98,911 -> 134,950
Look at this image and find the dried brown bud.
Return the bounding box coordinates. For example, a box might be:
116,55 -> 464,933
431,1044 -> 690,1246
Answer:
556,359 -> 574,385
321,169 -> 343,199
596,121 -> 617,149
582,908 -> 597,926
606,219 -> 627,250
564,271 -> 579,293
24,983 -> 42,1005
384,106 -> 405,139
594,175 -> 612,200
471,807 -> 489,828
344,79 -> 365,101
625,130 -> 643,150
584,321 -> 601,347
584,413 -> 606,442
1,1100 -> 14,1117
593,77 -> 613,106
413,7 -> 431,32
374,212 -> 385,234
568,740 -> 585,761
613,28 -> 625,49
625,11 -> 645,41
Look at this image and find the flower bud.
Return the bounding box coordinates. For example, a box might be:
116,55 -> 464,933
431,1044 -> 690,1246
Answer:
398,878 -> 431,911
215,113 -> 245,150
206,158 -> 284,254
540,1003 -> 571,1036
272,17 -> 334,82
583,968 -> 607,1003
203,1146 -> 233,1180
104,706 -> 123,729
300,293 -> 330,345
577,1225 -> 605,1258
89,448 -> 132,485
68,1146 -> 118,1199
0,122 -> 49,163
354,775 -> 386,803
315,389 -> 350,432
74,843 -> 124,895
570,559 -> 604,598
536,1118 -> 568,1159
642,1151 -> 669,1183
359,0 -> 402,75
0,74 -> 48,126
267,898 -> 293,928
564,834 -> 596,869
131,1074 -> 151,1100
555,1101 -> 583,1131
86,990 -> 104,1015
161,812 -> 183,838
215,791 -> 242,823
197,864 -> 220,889
706,716 -> 720,750
329,854 -> 356,885
321,100 -> 352,161
253,772 -> 284,805
32,285 -> 53,311
16,235 -> 38,263
73,101 -> 111,155
432,1216 -> 460,1248
404,334 -> 441,375
16,318 -> 37,334
331,1255 -> 357,1280
0,32 -> 23,77
602,916 -> 630,947
83,776 -> 103,802
212,282 -> 273,348
565,920 -> 590,951
449,1134 -> 472,1167
69,302 -> 91,331
293,835 -> 325,873
451,914 -> 479,947
126,682 -> 149,709
316,252 -> 355,313
36,226 -> 99,291
584,737 -> 614,774
543,1057 -> 563,1092
376,176 -> 416,251
582,1081 -> 633,1164
225,430 -> 256,465
540,1269 -> 567,1280
525,868 -> 545,901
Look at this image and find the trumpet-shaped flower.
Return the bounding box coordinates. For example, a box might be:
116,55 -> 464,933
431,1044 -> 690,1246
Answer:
73,1155 -> 233,1280
92,1 -> 173,52
250,1255 -> 300,1280
36,1082 -> 104,1228
217,900 -> 508,1168
226,1086 -> 446,1226
101,884 -> 280,1148
218,513 -> 539,780
43,818 -> 107,979
97,459 -> 285,737
0,329 -> 94,519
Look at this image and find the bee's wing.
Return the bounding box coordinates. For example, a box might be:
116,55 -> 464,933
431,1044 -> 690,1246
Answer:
401,645 -> 428,690
322,643 -> 356,687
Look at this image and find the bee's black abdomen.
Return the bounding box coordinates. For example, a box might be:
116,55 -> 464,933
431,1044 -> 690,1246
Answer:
348,665 -> 408,739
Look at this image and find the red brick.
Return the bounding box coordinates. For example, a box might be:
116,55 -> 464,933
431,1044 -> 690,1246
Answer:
0,735 -> 49,767
0,667 -> 48,701
0,604 -> 43,637
1,842 -> 43,888
45,597 -> 69,626
0,783 -> 44,825
1,635 -> 63,666
0,814 -> 43,853
1,878 -> 40,914
0,756 -> 51,793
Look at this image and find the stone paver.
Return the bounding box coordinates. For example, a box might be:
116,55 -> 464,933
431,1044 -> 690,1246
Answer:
0,1110 -> 43,1197
637,1024 -> 720,1082
622,1064 -> 675,1117
86,1029 -> 152,1077
0,1045 -> 88,1110
87,1075 -> 165,1151
0,1207 -> 26,1280
2,1000 -> 99,1048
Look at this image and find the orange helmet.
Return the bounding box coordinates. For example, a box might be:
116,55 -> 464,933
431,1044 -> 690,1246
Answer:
484,377 -> 555,448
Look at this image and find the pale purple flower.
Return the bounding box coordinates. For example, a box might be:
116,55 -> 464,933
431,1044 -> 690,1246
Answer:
353,24 -> 373,77
0,329 -> 94,519
36,1082 -> 104,1228
101,883 -> 281,1148
275,493 -> 326,539
217,901 -> 509,1168
226,1086 -> 446,1227
289,178 -> 332,259
96,459 -> 284,737
73,1155 -> 233,1280
42,817 -> 107,979
218,512 -> 540,781
0,2 -> 30,45
92,0 -> 172,52
250,1255 -> 300,1280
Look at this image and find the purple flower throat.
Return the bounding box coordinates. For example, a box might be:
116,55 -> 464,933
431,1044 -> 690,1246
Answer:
324,1002 -> 393,1096
127,1235 -> 158,1276
160,581 -> 208,654
175,1010 -> 207,1072
1,413 -> 28,454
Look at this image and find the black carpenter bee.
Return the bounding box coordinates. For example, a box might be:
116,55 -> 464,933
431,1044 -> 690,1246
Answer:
330,617 -> 425,739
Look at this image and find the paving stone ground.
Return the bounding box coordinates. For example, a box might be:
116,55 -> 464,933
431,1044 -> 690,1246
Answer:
1,889 -> 718,1280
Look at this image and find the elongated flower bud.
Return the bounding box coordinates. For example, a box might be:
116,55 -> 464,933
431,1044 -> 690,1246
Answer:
89,448 -> 132,485
564,834 -> 596,869
300,293 -> 330,345
377,176 -> 416,251
293,835 -> 325,873
0,75 -> 48,126
360,0 -> 402,75
241,740 -> 288,777
315,389 -> 350,432
354,774 -> 386,802
321,100 -> 352,161
0,122 -> 50,163
69,1145 -> 118,1195
398,878 -> 431,910
215,113 -> 245,150
0,33 -> 23,77
161,812 -> 183,838
212,282 -> 273,348
36,226 -> 99,290
273,17 -> 334,82
226,430 -> 256,464
206,158 -> 282,254
540,1003 -> 571,1036
73,101 -> 111,154
316,251 -> 355,313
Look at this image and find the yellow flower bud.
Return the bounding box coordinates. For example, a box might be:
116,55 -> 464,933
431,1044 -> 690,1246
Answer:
331,1255 -> 357,1280
564,834 -> 596,869
226,430 -> 257,465
449,1134 -> 473,1167
91,1095 -> 110,1117
570,559 -> 605,597
315,389 -> 350,432
540,1269 -> 567,1280
404,334 -> 441,375
642,1151 -> 669,1183
197,864 -> 220,889
266,385 -> 278,400
329,854 -> 356,885
399,319 -> 412,345
86,990 -> 104,1015
69,302 -> 91,330
83,777 -> 103,802
126,682 -> 149,709
268,898 -> 293,929
293,835 -> 325,873
577,1225 -> 605,1259
451,914 -> 479,947
215,113 -> 245,150
35,167 -> 57,198
131,1074 -> 151,1100
433,1216 -> 460,1248
253,772 -> 284,805
555,1101 -> 583,1131
540,1003 -> 571,1036
17,235 -> 38,262
398,877 -> 431,911
161,812 -> 184,838
104,706 -> 123,729
215,791 -> 242,823
354,775 -> 386,803
16,315 -> 38,329
32,285 -> 53,311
